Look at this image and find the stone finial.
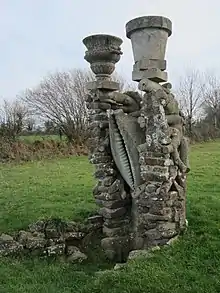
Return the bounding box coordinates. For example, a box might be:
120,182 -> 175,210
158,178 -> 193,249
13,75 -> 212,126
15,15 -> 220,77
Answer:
125,16 -> 172,82
83,34 -> 123,81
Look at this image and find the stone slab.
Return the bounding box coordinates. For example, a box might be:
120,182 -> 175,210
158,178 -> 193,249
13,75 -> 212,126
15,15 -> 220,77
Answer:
86,80 -> 119,90
132,68 -> 168,83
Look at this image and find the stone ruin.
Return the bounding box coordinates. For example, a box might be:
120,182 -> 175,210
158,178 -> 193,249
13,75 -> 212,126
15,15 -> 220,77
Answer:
0,15 -> 190,265
83,15 -> 190,262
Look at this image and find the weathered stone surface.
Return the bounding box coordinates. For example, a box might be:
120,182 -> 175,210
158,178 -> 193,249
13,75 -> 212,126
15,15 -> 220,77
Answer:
0,234 -> 23,256
145,183 -> 161,193
66,246 -> 87,263
137,205 -> 150,214
0,233 -> 14,242
90,155 -> 113,164
166,191 -> 178,206
126,15 -> 172,39
64,232 -> 85,242
94,191 -> 123,201
44,219 -> 66,239
18,230 -> 35,243
95,198 -> 130,209
102,176 -> 116,187
136,197 -> 151,208
128,249 -> 154,260
87,215 -> 103,225
143,212 -> 172,222
141,171 -> 169,182
139,156 -> 167,166
103,225 -> 129,237
134,58 -> 167,71
157,222 -> 177,238
87,138 -> 102,149
99,207 -> 127,219
91,113 -> 108,121
21,232 -> 46,251
95,167 -> 115,178
104,217 -> 131,229
149,206 -> 173,217
93,184 -> 107,195
86,80 -> 120,91
166,235 -> 179,246
169,165 -> 178,179
133,68 -> 168,83
108,179 -> 121,194
114,263 -> 127,270
88,102 -> 111,111
136,217 -> 157,231
65,221 -> 79,232
101,236 -> 131,261
144,229 -> 162,240
46,244 -> 65,256
90,127 -> 102,136
28,220 -> 45,233
146,238 -> 170,247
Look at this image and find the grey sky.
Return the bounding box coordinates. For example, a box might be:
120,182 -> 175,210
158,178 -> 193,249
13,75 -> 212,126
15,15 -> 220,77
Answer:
1,0 -> 220,100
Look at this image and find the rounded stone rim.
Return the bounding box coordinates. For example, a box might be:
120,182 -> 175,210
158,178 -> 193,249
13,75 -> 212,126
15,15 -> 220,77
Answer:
83,34 -> 123,47
125,16 -> 172,38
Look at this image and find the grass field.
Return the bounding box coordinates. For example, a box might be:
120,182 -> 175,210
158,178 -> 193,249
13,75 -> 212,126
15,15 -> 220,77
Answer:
0,141 -> 220,293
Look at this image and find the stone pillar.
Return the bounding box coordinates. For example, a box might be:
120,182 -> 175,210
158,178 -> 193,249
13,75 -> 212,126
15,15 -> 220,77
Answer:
82,17 -> 189,261
126,16 -> 189,250
83,34 -> 132,261
126,15 -> 172,83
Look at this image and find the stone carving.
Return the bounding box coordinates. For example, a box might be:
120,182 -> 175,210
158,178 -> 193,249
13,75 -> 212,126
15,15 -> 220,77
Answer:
83,16 -> 190,261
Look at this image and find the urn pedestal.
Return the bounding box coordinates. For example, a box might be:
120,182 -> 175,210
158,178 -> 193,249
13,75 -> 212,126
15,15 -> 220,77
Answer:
83,34 -> 123,82
83,34 -> 132,262
126,16 -> 172,82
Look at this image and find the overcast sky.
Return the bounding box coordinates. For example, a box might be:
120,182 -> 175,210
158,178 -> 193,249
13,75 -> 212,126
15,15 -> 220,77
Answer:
1,0 -> 220,100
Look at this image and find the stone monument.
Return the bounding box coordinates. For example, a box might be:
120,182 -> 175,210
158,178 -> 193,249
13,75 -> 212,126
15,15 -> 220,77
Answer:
83,16 -> 190,262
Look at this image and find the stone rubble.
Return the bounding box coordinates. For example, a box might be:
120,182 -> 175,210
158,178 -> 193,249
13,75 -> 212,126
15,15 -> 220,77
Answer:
0,215 -> 103,263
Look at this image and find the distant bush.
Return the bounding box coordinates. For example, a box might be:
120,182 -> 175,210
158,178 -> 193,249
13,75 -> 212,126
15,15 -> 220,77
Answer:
189,123 -> 220,143
0,139 -> 88,163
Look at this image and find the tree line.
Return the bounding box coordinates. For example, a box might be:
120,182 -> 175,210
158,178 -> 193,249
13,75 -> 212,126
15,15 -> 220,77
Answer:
1,68 -> 220,144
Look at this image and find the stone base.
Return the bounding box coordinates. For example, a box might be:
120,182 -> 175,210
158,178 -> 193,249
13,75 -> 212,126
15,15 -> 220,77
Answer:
101,236 -> 131,262
132,68 -> 168,82
86,80 -> 119,91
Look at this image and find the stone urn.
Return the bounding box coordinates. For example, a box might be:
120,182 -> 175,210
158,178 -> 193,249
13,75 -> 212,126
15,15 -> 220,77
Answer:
83,34 -> 123,80
125,16 -> 172,82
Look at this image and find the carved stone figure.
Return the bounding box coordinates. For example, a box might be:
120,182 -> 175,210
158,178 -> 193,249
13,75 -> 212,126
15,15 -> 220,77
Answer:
83,16 -> 190,261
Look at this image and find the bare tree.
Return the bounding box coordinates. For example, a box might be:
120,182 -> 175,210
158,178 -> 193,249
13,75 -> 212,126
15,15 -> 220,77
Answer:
21,68 -> 136,143
21,69 -> 93,143
0,99 -> 29,140
26,117 -> 36,132
176,69 -> 205,136
203,72 -> 220,129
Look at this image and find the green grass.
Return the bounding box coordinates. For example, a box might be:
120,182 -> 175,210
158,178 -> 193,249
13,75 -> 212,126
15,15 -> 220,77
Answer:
1,141 -> 220,293
0,157 -> 95,232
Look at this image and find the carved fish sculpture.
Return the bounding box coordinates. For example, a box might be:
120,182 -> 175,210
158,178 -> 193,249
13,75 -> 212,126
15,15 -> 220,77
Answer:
109,109 -> 145,190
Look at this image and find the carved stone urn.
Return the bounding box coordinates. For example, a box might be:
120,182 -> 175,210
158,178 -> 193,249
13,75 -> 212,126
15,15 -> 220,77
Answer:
83,34 -> 123,80
126,16 -> 172,82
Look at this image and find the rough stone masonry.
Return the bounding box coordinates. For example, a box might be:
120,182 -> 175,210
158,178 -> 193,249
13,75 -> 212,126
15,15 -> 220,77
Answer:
83,15 -> 190,262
